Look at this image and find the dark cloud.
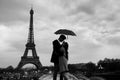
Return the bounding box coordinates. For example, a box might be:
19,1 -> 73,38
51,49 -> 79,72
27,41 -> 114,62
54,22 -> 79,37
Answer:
0,0 -> 29,24
67,0 -> 104,15
105,14 -> 117,21
70,4 -> 94,15
10,40 -> 25,52
107,36 -> 120,46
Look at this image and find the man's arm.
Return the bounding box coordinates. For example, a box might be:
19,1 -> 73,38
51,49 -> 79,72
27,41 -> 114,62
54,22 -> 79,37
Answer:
53,40 -> 61,54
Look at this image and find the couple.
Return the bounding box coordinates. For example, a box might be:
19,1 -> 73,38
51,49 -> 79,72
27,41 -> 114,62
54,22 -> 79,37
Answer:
50,35 -> 69,80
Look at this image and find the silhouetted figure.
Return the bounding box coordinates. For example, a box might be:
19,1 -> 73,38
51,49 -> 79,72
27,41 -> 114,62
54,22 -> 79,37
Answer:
50,35 -> 68,80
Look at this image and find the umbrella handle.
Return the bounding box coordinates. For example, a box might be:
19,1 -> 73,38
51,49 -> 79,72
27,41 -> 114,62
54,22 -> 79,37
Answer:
67,35 -> 68,39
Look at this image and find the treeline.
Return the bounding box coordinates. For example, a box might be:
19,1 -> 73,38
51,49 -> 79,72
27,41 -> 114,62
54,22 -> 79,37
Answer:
68,58 -> 120,72
0,58 -> 120,75
67,58 -> 120,77
97,58 -> 120,72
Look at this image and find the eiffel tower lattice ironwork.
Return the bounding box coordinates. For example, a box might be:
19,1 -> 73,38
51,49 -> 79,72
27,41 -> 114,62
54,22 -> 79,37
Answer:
16,9 -> 42,69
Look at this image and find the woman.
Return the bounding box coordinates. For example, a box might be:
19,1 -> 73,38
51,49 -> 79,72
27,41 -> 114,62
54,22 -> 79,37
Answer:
59,42 -> 69,80
59,42 -> 78,80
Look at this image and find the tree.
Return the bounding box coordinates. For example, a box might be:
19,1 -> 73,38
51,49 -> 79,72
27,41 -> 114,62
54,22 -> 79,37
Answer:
85,62 -> 96,77
97,58 -> 120,72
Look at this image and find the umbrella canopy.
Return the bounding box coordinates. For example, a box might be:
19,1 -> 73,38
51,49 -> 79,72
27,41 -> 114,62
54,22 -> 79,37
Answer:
54,29 -> 76,36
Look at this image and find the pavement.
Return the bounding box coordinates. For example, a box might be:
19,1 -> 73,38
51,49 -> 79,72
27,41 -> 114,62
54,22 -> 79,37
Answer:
39,73 -> 90,80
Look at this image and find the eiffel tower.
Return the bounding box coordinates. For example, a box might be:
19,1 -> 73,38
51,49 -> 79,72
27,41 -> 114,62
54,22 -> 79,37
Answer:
16,9 -> 42,69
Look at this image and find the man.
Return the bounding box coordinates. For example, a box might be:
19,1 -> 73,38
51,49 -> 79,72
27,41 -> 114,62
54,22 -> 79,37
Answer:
50,35 -> 68,80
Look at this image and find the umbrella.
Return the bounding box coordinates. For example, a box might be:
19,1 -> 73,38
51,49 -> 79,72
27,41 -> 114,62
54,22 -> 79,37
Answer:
54,29 -> 76,36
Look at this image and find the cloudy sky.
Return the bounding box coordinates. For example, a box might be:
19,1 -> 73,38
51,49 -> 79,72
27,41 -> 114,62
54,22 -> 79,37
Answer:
0,0 -> 120,68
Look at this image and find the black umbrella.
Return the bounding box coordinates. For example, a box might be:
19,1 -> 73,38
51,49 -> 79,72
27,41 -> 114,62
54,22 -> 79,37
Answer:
54,29 -> 76,36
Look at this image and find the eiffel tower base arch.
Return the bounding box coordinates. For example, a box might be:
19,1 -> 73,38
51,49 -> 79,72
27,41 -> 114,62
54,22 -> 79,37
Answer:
16,57 -> 42,70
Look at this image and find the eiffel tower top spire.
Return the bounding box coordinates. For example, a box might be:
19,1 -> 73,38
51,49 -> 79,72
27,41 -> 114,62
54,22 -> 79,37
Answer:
27,8 -> 34,44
